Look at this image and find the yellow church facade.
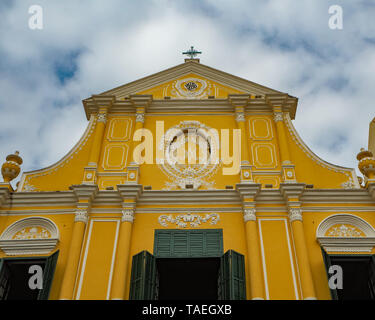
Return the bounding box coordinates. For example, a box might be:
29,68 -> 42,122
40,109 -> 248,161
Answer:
1,58 -> 375,300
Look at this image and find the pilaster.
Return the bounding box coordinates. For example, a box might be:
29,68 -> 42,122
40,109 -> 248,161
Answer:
280,183 -> 316,300
126,95 -> 153,184
229,94 -> 254,182
110,184 -> 143,300
59,184 -> 98,300
83,95 -> 115,185
236,183 -> 265,299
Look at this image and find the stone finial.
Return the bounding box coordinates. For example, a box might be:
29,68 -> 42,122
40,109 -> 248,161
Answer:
357,148 -> 375,180
1,151 -> 23,183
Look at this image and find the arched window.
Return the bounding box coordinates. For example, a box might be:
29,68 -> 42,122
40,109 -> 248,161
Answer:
0,217 -> 59,256
316,214 -> 375,300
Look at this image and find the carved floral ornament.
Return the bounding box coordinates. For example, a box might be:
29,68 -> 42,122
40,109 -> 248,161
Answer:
158,121 -> 220,190
316,214 -> 375,253
0,217 -> 59,256
158,213 -> 220,228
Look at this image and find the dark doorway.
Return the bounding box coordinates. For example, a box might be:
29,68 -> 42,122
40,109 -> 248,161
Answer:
3,259 -> 45,300
157,258 -> 220,300
330,256 -> 374,300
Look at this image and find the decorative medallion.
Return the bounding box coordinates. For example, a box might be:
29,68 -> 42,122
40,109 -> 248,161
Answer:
171,78 -> 212,99
158,213 -> 220,228
158,121 -> 220,190
184,81 -> 198,91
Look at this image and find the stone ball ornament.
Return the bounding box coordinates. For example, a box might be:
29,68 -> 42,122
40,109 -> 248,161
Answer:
1,151 -> 23,183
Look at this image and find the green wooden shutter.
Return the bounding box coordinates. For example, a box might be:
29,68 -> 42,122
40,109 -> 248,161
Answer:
38,250 -> 59,300
321,248 -> 338,300
154,229 -> 223,258
155,231 -> 172,257
368,255 -> 375,299
129,251 -> 158,300
218,250 -> 246,300
173,231 -> 189,257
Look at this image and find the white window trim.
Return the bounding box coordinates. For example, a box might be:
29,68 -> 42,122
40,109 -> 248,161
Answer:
0,217 -> 59,256
316,214 -> 375,253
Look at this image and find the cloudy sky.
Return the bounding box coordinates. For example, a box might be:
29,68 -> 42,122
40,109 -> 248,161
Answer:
1,0 -> 374,186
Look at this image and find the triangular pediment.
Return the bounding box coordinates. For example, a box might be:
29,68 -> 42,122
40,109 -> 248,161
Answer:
97,60 -> 283,100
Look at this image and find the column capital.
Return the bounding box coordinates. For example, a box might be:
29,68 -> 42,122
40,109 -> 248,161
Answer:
74,209 -> 89,224
288,207 -> 303,222
121,208 -> 135,223
235,111 -> 245,122
273,111 -> 284,122
97,112 -> 107,124
243,208 -> 257,222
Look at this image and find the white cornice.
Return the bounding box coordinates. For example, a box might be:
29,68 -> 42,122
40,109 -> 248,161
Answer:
83,95 -> 297,120
1,188 -> 374,208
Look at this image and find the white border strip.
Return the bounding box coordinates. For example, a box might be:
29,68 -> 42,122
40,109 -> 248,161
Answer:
258,217 -> 300,300
75,218 -> 120,300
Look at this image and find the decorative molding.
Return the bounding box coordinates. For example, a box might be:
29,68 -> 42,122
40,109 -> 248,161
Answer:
121,209 -> 135,223
158,213 -> 220,228
75,209 -> 89,223
326,224 -> 363,237
317,214 -> 375,253
158,121 -> 220,190
288,208 -> 302,222
0,217 -> 59,255
171,77 -> 210,99
243,208 -> 256,222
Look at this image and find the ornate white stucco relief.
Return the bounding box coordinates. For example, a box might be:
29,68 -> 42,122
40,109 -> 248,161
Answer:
158,121 -> 221,190
158,213 -> 220,228
0,217 -> 59,255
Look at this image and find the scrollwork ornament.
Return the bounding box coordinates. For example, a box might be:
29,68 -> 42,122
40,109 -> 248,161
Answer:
289,208 -> 303,222
158,213 -> 219,228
